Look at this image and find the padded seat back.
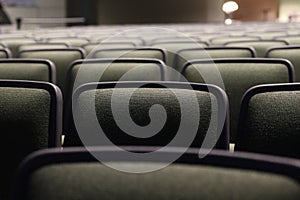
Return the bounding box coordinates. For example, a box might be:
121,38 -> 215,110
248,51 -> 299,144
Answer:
65,82 -> 229,149
182,58 -> 294,142
13,147 -> 300,200
0,80 -> 62,200
236,83 -> 300,158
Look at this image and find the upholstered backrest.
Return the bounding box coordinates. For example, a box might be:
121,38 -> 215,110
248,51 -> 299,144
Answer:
151,41 -> 208,66
47,37 -> 89,47
91,48 -> 167,63
82,42 -> 136,55
13,147 -> 300,200
18,48 -> 85,97
63,59 -> 168,138
0,80 -> 62,200
0,48 -> 11,58
182,58 -> 294,142
266,46 -> 300,82
225,40 -> 288,57
65,82 -> 229,149
0,38 -> 36,57
174,47 -> 256,72
18,43 -> 69,51
236,83 -> 300,158
0,59 -> 55,83
209,36 -> 261,45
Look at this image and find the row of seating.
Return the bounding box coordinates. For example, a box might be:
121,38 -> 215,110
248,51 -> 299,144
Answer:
0,56 -> 294,142
1,79 -> 300,199
2,22 -> 300,199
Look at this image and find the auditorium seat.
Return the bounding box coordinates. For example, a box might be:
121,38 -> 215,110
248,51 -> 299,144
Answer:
46,37 -> 90,47
244,31 -> 287,40
209,36 -> 261,46
0,80 -> 62,200
63,59 -> 169,140
0,48 -> 11,58
174,47 -> 256,72
13,147 -> 300,200
274,35 -> 300,45
90,47 -> 167,63
18,43 -> 69,51
18,48 -> 86,98
224,40 -> 289,57
0,37 -> 37,57
0,59 -> 55,83
266,46 -> 300,82
64,81 -> 229,149
236,83 -> 300,159
82,42 -> 136,55
182,58 -> 295,143
151,40 -> 209,66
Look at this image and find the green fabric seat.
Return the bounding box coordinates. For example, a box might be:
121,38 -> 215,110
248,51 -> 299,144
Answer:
182,58 -> 294,142
225,40 -> 288,57
90,48 -> 167,63
244,31 -> 287,40
82,42 -> 136,55
13,147 -> 300,200
63,59 -> 168,140
0,59 -> 55,83
0,37 -> 36,57
266,46 -> 300,82
151,41 -> 208,67
174,47 -> 256,72
0,80 -> 62,200
274,35 -> 300,45
209,36 -> 261,46
47,37 -> 89,47
65,82 -> 229,149
18,48 -> 85,98
0,48 -> 11,58
18,43 -> 69,52
236,83 -> 300,159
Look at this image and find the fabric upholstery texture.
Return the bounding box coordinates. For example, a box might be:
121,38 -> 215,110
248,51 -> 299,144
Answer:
18,49 -> 84,97
267,48 -> 300,81
184,62 -> 291,142
67,87 -> 221,148
24,162 -> 300,200
0,62 -> 50,82
175,48 -> 255,72
0,87 -> 51,199
236,91 -> 300,158
225,40 -> 288,57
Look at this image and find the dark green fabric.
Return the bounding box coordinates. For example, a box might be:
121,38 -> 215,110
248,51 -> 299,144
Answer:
84,43 -> 135,55
175,49 -> 254,72
184,62 -> 290,142
267,48 -> 300,81
151,42 -> 207,67
245,32 -> 286,40
0,38 -> 36,57
236,91 -> 300,158
48,38 -> 89,47
18,44 -> 68,51
0,87 -> 51,199
92,49 -> 164,61
19,50 -> 84,97
274,36 -> 300,45
63,61 -> 163,140
67,88 -> 220,148
0,50 -> 9,58
225,41 -> 288,57
0,63 -> 50,82
25,162 -> 300,200
210,36 -> 259,45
